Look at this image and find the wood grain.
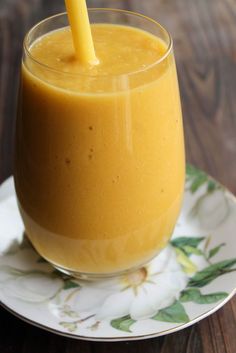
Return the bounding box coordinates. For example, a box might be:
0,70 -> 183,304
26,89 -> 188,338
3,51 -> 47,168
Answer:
0,0 -> 235,352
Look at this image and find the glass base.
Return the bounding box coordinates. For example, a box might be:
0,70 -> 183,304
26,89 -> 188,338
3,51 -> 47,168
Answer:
49,258 -> 155,281
25,233 -> 167,281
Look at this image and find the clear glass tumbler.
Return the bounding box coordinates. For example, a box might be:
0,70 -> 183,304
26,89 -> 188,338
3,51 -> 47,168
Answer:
14,9 -> 185,279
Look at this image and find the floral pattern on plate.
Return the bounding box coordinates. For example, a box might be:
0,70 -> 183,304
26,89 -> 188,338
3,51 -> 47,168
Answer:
0,165 -> 235,341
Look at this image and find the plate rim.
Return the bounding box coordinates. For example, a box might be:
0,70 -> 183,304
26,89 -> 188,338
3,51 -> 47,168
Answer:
1,288 -> 235,342
0,170 -> 236,342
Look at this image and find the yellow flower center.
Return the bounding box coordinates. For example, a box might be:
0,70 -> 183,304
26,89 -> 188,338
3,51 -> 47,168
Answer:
124,267 -> 148,288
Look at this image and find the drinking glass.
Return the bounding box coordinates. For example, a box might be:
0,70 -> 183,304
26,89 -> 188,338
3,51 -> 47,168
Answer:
14,9 -> 185,279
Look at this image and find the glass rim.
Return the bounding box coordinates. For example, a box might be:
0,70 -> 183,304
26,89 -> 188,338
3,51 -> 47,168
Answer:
23,8 -> 173,78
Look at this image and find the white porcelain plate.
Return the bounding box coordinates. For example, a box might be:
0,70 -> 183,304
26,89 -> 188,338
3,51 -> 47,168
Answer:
0,165 -> 235,341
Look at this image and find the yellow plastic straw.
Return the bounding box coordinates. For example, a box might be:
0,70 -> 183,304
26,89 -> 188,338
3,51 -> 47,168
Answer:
65,0 -> 98,65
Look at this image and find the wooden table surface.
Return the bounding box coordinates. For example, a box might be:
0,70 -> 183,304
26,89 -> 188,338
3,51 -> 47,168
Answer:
0,0 -> 235,352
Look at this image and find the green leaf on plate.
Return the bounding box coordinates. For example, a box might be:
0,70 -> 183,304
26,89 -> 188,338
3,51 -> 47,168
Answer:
171,236 -> 205,249
180,288 -> 228,304
186,164 -> 208,193
182,245 -> 203,256
63,280 -> 80,290
190,174 -> 208,193
152,300 -> 189,323
188,258 -> 236,287
171,237 -> 205,256
111,315 -> 136,333
186,164 -> 201,177
174,248 -> 198,274
60,321 -> 77,332
207,180 -> 217,193
208,243 -> 226,259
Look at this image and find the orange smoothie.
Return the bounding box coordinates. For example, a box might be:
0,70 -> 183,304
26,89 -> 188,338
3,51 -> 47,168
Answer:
15,20 -> 185,275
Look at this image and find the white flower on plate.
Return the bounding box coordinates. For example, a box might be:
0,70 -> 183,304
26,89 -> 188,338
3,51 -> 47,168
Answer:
198,190 -> 230,229
190,189 -> 230,230
72,246 -> 188,321
0,195 -> 24,254
0,267 -> 64,303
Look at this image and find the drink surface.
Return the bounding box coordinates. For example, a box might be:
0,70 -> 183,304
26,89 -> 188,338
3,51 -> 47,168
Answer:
15,24 -> 185,274
31,25 -> 166,74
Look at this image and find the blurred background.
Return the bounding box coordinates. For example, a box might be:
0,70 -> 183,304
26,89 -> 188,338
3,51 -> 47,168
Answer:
0,0 -> 235,195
